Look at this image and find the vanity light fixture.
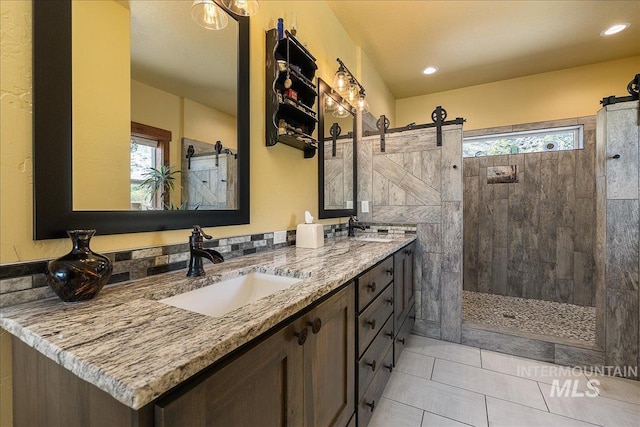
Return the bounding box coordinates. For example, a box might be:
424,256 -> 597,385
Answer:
333,58 -> 369,113
600,23 -> 630,36
191,0 -> 229,30
423,66 -> 438,75
221,0 -> 259,17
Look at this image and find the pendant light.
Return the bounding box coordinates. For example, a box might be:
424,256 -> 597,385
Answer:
333,103 -> 351,119
191,0 -> 229,30
221,0 -> 259,16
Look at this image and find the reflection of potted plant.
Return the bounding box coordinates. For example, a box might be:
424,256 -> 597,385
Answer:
139,165 -> 189,210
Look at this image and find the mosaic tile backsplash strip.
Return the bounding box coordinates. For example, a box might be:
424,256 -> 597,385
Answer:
0,223 -> 415,307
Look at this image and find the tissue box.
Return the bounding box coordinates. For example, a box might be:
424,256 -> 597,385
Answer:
296,224 -> 324,249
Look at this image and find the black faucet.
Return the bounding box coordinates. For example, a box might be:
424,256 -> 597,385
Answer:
187,225 -> 224,277
348,216 -> 366,237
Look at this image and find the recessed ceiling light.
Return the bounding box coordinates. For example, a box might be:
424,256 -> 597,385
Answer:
601,23 -> 630,36
423,66 -> 438,75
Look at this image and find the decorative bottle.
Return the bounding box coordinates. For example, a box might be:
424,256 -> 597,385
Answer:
46,230 -> 113,302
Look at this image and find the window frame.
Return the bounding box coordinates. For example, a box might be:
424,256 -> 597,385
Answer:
462,125 -> 584,158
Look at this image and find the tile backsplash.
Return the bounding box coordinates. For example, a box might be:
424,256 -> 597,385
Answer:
0,223 -> 415,307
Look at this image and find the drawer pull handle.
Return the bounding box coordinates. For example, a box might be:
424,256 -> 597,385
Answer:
366,400 -> 376,412
385,331 -> 394,339
308,318 -> 322,334
405,249 -> 412,256
294,327 -> 308,345
385,363 -> 393,373
410,315 -> 416,320
397,337 -> 406,345
386,268 -> 393,275
386,297 -> 393,306
367,319 -> 376,329
366,360 -> 376,371
367,282 -> 377,292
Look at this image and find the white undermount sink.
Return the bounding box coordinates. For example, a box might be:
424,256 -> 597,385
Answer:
160,272 -> 302,317
354,236 -> 394,243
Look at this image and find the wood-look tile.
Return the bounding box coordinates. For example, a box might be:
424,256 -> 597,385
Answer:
395,350 -> 435,380
605,289 -> 639,371
405,335 -> 481,367
432,359 -> 547,410
461,326 -> 555,363
383,371 -> 487,427
368,397 -> 423,427
373,206 -> 441,223
605,106 -> 639,200
605,200 -> 639,291
540,382 -> 640,427
486,396 -> 597,427
584,372 -> 640,405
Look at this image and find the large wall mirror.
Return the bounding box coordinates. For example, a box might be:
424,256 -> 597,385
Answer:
33,0 -> 249,239
317,78 -> 357,219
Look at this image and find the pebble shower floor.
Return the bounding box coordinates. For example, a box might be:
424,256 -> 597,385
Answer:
463,291 -> 596,343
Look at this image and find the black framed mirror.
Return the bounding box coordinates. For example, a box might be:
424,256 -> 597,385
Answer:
33,0 -> 250,239
317,78 -> 357,219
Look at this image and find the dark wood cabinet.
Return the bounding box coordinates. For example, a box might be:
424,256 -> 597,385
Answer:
266,28 -> 318,158
302,284 -> 355,427
393,242 -> 416,366
156,284 -> 354,427
155,321 -> 304,427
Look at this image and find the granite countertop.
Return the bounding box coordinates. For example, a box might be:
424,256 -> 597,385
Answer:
0,234 -> 415,410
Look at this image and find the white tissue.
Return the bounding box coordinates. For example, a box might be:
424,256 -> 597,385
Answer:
304,210 -> 314,224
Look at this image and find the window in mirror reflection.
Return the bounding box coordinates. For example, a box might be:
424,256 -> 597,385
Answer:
130,136 -> 161,210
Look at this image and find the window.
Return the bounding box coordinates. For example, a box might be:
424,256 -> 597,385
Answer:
463,125 -> 583,158
130,135 -> 160,210
129,122 -> 171,210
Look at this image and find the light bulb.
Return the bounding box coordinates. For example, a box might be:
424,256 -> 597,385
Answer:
333,104 -> 350,118
223,0 -> 259,16
334,71 -> 347,94
192,0 -> 229,30
347,83 -> 358,103
325,95 -> 335,112
357,94 -> 369,113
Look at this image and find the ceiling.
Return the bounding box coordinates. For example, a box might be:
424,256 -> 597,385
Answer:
128,1 -> 238,116
326,0 -> 640,99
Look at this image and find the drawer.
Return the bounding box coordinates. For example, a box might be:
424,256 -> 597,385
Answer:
358,315 -> 393,401
357,344 -> 393,427
394,303 -> 415,366
358,284 -> 394,357
357,256 -> 394,312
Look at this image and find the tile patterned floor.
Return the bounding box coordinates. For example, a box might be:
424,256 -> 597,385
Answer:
369,335 -> 640,427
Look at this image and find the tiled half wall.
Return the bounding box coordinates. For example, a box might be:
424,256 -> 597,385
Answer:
0,223 -> 415,308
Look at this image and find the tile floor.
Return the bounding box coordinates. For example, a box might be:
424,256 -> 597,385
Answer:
369,335 -> 640,427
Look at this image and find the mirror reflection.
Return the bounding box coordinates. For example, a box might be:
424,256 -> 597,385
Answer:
72,0 -> 238,211
318,79 -> 357,218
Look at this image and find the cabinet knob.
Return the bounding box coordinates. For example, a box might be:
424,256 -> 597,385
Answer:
366,400 -> 376,412
294,327 -> 308,345
308,318 -> 322,334
386,297 -> 393,306
397,337 -> 406,345
367,319 -> 376,330
385,363 -> 393,373
386,268 -> 393,276
366,360 -> 377,372
404,249 -> 412,256
367,282 -> 377,292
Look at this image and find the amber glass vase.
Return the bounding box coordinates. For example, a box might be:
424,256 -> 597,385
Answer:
46,230 -> 112,302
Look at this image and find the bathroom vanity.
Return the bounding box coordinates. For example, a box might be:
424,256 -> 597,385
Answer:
1,235 -> 416,427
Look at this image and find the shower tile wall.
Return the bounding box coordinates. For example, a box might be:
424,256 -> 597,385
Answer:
358,125 -> 464,342
463,117 -> 596,307
595,100 -> 639,377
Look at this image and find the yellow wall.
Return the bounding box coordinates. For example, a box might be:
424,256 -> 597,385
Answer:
358,48 -> 396,125
183,99 -> 237,150
397,56 -> 640,131
72,0 -> 130,210
0,0 -> 385,263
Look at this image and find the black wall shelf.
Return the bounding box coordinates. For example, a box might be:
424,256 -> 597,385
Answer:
266,29 -> 318,158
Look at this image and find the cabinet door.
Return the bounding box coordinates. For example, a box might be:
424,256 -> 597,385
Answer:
155,323 -> 304,427
303,284 -> 355,427
393,243 -> 416,337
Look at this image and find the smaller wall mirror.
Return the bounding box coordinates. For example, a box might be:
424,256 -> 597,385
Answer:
317,78 -> 357,219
